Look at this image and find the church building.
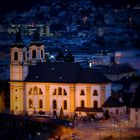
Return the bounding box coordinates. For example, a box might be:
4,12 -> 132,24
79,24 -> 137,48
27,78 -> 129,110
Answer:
10,33 -> 111,116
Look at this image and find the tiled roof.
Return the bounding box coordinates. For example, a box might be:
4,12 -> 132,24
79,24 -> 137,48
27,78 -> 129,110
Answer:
75,107 -> 103,112
102,96 -> 125,108
25,62 -> 110,83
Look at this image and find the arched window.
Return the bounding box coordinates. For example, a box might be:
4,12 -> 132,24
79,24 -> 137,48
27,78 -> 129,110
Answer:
39,88 -> 43,95
29,99 -> 33,108
29,88 -> 33,94
41,50 -> 43,58
80,90 -> 85,95
64,100 -> 67,110
34,86 -> 38,94
32,50 -> 36,59
53,89 -> 56,95
53,100 -> 57,109
93,100 -> 98,108
39,99 -> 43,108
63,89 -> 67,95
81,100 -> 85,108
14,51 -> 18,60
23,52 -> 26,60
58,87 -> 62,95
93,90 -> 98,96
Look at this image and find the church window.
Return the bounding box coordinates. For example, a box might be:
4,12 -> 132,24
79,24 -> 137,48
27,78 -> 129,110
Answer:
81,100 -> 85,108
14,51 -> 18,60
15,96 -> 18,101
93,90 -> 98,96
53,89 -> 56,95
29,88 -> 33,94
34,86 -> 38,94
15,89 -> 18,92
53,100 -> 57,109
93,100 -> 98,108
64,100 -> 67,110
41,50 -> 43,58
58,87 -> 62,95
80,90 -> 85,95
39,88 -> 43,95
63,89 -> 67,95
39,99 -> 43,108
29,99 -> 33,108
23,52 -> 26,60
32,50 -> 36,59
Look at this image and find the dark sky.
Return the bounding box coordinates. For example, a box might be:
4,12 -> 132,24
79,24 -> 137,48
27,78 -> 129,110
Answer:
0,0 -> 139,14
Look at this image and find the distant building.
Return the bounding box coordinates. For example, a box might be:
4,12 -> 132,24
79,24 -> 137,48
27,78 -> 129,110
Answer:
102,96 -> 126,117
9,32 -> 111,116
130,85 -> 140,128
95,64 -> 136,81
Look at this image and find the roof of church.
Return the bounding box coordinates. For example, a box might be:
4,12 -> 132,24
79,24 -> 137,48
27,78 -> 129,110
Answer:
102,96 -> 125,108
25,62 -> 111,83
11,31 -> 25,48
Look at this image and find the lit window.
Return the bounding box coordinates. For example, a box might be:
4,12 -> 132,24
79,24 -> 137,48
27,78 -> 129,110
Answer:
93,90 -> 98,96
81,100 -> 85,108
63,89 -> 67,95
53,100 -> 57,109
93,100 -> 98,108
58,87 -> 62,95
80,90 -> 85,96
64,100 -> 67,110
53,89 -> 56,95
39,88 -> 43,95
29,99 -> 33,108
39,99 -> 43,108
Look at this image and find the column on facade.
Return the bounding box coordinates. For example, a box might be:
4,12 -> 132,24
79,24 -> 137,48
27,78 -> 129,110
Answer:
100,85 -> 106,106
69,85 -> 75,113
10,84 -> 14,113
86,86 -> 91,107
45,84 -> 50,112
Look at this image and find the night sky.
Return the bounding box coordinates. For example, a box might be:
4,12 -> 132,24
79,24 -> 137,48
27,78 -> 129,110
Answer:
0,0 -> 139,14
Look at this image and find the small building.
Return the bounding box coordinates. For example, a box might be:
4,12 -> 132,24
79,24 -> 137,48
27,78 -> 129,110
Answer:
75,107 -> 104,119
129,85 -> 140,128
102,96 -> 126,117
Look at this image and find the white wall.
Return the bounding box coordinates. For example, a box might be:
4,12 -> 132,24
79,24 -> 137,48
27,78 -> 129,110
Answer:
130,108 -> 140,128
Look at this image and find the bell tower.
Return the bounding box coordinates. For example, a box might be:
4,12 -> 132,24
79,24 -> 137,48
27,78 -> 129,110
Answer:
10,31 -> 28,114
29,31 -> 45,65
10,32 -> 28,81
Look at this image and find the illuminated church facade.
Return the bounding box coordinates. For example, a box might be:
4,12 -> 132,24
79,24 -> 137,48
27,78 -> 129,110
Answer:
10,33 -> 111,116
